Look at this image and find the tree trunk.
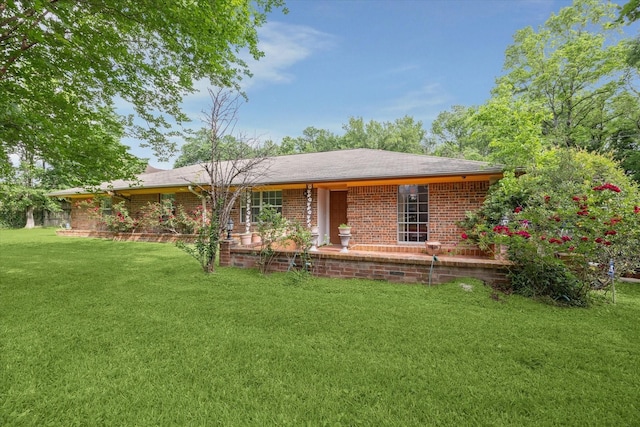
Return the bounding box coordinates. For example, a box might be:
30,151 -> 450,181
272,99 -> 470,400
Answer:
25,206 -> 35,229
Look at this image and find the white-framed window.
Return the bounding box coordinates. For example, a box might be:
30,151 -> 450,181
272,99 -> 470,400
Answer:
101,197 -> 113,216
397,185 -> 429,242
241,190 -> 282,223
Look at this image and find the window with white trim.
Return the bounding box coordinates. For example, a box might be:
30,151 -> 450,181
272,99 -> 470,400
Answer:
241,190 -> 282,223
397,185 -> 429,242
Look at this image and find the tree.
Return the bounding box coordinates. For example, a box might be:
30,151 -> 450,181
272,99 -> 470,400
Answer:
0,148 -> 62,228
427,105 -> 489,160
497,0 -> 636,152
618,0 -> 640,23
174,130 -> 254,168
342,116 -> 426,153
473,86 -> 551,170
279,127 -> 343,154
178,88 -> 275,273
1,0 -> 286,184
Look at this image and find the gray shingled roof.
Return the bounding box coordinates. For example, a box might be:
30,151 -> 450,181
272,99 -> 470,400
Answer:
49,149 -> 503,196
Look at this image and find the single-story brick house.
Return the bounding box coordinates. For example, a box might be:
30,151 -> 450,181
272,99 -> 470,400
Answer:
50,149 -> 503,250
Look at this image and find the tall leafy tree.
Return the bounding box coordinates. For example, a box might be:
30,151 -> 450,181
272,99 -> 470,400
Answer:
1,0 -> 286,184
497,0 -> 635,152
341,116 -> 426,153
427,105 -> 490,160
174,130 -> 253,168
472,84 -> 551,170
283,127 -> 343,153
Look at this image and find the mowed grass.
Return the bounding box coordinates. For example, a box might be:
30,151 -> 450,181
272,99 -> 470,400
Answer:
1,229 -> 639,426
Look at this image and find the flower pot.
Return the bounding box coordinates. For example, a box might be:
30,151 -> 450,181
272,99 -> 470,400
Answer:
339,233 -> 351,252
310,226 -> 319,251
338,226 -> 351,235
240,233 -> 252,246
425,241 -> 441,256
252,232 -> 261,244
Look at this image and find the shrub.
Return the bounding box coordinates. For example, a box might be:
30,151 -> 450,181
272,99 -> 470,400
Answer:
461,149 -> 640,305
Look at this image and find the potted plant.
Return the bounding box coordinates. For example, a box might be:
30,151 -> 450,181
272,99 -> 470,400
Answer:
338,223 -> 351,235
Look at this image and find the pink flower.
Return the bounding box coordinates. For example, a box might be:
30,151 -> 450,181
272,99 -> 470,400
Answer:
593,183 -> 621,193
544,195 -> 551,203
514,206 -> 523,213
595,237 -> 604,244
572,196 -> 581,202
492,225 -> 511,234
461,232 -> 468,240
604,241 -> 612,246
634,206 -> 640,214
561,235 -> 572,242
580,236 -> 589,242
515,230 -> 531,239
568,246 -> 575,252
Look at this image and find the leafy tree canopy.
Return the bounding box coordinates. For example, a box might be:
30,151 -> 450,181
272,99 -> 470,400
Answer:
1,0 -> 286,185
497,0 -> 635,152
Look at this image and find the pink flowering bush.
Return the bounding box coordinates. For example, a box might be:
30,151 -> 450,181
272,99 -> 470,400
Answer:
461,150 -> 640,305
76,198 -> 207,234
136,200 -> 207,234
76,198 -> 137,232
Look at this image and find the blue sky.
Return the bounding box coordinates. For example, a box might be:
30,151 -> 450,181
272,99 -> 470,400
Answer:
133,0 -> 629,168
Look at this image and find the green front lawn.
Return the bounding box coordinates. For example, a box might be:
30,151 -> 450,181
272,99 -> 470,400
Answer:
1,229 -> 639,425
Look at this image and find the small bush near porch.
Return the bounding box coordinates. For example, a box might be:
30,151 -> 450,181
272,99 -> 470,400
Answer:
1,229 -> 639,426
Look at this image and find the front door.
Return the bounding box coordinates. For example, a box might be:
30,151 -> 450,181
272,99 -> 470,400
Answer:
329,191 -> 348,244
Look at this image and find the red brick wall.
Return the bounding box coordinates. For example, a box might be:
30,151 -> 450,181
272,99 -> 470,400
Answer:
347,185 -> 397,245
68,181 -> 490,245
175,192 -> 202,214
428,181 -> 489,245
282,189 -> 305,224
344,181 -> 489,246
70,198 -> 99,229
129,194 -> 158,217
282,188 -> 317,227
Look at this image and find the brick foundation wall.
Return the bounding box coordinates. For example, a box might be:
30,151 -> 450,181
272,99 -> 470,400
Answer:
220,246 -> 509,287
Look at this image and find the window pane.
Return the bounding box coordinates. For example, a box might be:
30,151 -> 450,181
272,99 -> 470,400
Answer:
245,191 -> 282,223
397,185 -> 428,243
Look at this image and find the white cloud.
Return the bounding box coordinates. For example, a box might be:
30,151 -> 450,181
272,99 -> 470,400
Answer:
381,83 -> 452,119
242,21 -> 335,89
178,21 -> 335,117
